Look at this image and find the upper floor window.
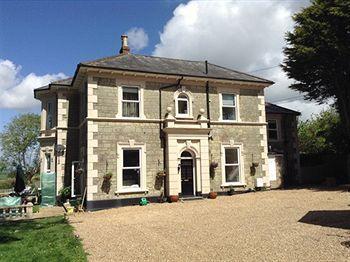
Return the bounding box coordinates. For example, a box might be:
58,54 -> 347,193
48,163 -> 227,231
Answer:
176,93 -> 189,117
221,94 -> 237,121
47,101 -> 53,129
268,119 -> 279,140
122,87 -> 139,118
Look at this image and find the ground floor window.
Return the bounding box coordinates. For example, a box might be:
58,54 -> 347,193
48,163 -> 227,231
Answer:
221,146 -> 242,185
117,143 -> 146,193
45,153 -> 51,173
122,149 -> 141,187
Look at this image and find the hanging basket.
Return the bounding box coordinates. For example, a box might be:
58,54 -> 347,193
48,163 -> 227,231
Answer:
157,171 -> 166,177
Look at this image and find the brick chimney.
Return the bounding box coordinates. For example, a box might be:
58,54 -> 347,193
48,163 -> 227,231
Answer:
119,35 -> 130,54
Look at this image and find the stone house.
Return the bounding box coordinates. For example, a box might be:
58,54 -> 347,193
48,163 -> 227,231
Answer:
34,35 -> 298,210
265,102 -> 301,188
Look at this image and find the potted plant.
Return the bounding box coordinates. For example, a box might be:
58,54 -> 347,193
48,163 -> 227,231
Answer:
228,186 -> 235,196
157,170 -> 166,177
103,172 -> 113,181
208,191 -> 217,199
58,186 -> 71,204
169,195 -> 179,203
210,161 -> 218,179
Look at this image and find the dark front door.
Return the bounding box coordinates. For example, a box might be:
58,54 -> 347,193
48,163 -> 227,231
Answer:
181,159 -> 194,196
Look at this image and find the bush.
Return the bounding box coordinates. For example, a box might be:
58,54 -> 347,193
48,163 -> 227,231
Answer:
0,178 -> 15,190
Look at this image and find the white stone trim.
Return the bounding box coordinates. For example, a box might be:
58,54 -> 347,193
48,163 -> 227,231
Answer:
220,143 -> 245,186
86,76 -> 99,201
116,142 -> 147,193
166,134 -> 210,195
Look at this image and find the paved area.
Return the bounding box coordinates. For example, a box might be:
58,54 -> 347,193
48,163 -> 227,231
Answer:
70,188 -> 350,261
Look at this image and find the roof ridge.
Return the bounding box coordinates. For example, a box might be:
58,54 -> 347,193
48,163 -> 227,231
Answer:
81,53 -> 127,64
265,102 -> 301,115
208,63 -> 273,83
133,54 -> 205,63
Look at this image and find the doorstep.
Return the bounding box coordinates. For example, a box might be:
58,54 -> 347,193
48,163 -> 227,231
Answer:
180,196 -> 204,201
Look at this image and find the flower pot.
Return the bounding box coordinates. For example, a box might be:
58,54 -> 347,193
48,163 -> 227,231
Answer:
228,190 -> 235,196
208,192 -> 217,199
169,195 -> 179,203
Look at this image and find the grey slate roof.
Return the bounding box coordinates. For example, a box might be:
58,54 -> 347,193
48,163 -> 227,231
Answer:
34,77 -> 73,92
51,77 -> 73,85
265,102 -> 301,115
81,54 -> 272,84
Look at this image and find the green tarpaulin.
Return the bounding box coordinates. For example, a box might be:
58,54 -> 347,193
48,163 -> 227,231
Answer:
0,196 -> 21,207
41,172 -> 56,206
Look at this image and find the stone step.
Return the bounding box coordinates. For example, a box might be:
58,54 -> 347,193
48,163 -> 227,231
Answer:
180,196 -> 204,201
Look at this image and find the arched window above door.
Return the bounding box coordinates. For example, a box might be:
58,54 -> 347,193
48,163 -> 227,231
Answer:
174,88 -> 193,118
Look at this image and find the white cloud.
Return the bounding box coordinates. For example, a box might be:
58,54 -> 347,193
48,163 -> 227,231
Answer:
153,0 -> 322,119
126,27 -> 149,51
0,59 -> 66,109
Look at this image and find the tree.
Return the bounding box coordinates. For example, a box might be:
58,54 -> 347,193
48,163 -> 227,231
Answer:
282,0 -> 350,142
298,108 -> 349,154
0,113 -> 40,182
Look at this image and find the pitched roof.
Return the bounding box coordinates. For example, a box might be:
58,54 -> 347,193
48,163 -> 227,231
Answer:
34,77 -> 73,92
265,102 -> 301,115
51,77 -> 73,85
80,54 -> 273,84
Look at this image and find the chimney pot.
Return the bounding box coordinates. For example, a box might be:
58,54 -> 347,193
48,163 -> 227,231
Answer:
119,35 -> 130,54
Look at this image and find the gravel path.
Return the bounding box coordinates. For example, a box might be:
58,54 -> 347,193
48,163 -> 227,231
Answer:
70,188 -> 350,261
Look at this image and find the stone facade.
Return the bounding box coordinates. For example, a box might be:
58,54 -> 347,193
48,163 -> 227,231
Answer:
36,71 -> 273,210
267,112 -> 300,188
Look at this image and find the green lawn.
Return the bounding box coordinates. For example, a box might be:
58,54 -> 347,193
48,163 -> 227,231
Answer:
0,216 -> 87,262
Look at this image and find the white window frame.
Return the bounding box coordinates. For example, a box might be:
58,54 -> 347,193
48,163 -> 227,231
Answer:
116,83 -> 145,119
46,101 -> 53,129
219,92 -> 240,122
174,88 -> 193,119
267,119 -> 279,141
116,143 -> 147,193
45,153 -> 52,173
221,144 -> 245,186
176,93 -> 190,117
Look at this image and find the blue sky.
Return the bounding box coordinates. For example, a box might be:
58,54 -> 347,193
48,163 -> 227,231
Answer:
0,0 -> 328,133
0,0 -> 184,130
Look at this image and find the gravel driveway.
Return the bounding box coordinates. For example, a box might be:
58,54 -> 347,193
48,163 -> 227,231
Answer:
70,188 -> 350,261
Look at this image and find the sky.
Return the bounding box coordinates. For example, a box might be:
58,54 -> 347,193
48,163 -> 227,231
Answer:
0,0 -> 331,132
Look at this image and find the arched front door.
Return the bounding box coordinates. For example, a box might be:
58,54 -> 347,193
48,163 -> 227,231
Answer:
180,151 -> 195,196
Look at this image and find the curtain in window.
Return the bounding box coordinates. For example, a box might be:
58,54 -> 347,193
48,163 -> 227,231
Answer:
122,102 -> 139,117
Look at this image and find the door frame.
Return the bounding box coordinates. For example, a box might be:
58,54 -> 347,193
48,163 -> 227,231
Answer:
180,150 -> 196,196
71,161 -> 82,197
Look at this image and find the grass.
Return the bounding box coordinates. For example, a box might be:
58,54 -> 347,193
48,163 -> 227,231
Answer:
0,216 -> 87,262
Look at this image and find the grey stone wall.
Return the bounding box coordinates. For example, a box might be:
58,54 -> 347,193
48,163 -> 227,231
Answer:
209,124 -> 266,191
93,78 -> 261,122
79,76 -> 268,201
267,113 -> 300,186
92,121 -> 164,200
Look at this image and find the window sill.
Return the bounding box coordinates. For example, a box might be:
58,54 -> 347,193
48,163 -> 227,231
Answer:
175,115 -> 193,120
115,188 -> 148,195
218,119 -> 239,122
221,183 -> 246,188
